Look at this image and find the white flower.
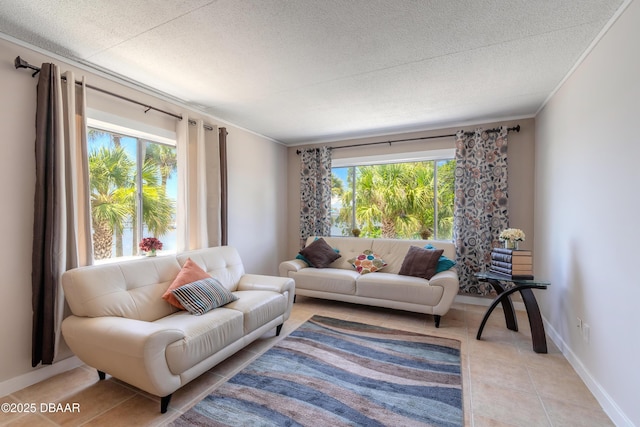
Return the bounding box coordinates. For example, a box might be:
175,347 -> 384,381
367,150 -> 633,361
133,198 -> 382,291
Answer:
499,228 -> 525,242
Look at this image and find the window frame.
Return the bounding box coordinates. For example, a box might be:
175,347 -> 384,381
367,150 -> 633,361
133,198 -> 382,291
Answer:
331,149 -> 455,241
86,111 -> 178,261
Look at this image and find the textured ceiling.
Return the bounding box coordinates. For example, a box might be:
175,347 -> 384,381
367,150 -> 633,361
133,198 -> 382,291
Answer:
0,0 -> 626,144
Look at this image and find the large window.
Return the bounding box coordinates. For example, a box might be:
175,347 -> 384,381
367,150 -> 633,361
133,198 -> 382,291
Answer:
87,118 -> 177,260
331,153 -> 455,240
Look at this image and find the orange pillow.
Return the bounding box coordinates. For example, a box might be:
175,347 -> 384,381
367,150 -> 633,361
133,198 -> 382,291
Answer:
163,258 -> 211,309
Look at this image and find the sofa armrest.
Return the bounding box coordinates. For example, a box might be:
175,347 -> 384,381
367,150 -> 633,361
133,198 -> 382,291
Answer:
61,315 -> 185,396
279,259 -> 307,277
238,274 -> 296,321
428,268 -> 460,315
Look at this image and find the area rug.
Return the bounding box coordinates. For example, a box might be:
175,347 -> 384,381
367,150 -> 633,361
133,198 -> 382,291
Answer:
172,315 -> 462,426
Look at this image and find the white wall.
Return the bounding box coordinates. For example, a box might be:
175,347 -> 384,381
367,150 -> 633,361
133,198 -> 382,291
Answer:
0,37 -> 288,394
535,1 -> 639,425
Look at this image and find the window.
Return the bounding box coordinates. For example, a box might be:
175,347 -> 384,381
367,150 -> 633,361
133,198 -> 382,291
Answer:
331,151 -> 455,240
87,116 -> 178,260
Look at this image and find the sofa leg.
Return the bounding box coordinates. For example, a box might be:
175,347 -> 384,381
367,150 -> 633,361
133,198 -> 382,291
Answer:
293,294 -> 297,303
97,370 -> 106,380
434,315 -> 441,328
276,324 -> 283,336
160,394 -> 172,414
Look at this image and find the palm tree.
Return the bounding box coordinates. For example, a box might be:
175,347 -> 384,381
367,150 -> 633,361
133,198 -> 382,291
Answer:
347,164 -> 419,238
88,145 -> 134,259
335,161 -> 456,240
140,158 -> 175,237
89,129 -> 127,256
145,143 -> 177,189
88,137 -> 177,259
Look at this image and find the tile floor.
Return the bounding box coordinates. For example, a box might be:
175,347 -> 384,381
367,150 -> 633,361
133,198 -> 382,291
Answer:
1,297 -> 614,426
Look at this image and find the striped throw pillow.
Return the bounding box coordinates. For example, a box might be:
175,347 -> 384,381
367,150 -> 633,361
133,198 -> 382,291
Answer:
171,277 -> 238,315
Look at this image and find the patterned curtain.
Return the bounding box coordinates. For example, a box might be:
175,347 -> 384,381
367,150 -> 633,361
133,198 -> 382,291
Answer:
299,147 -> 332,247
453,127 -> 509,296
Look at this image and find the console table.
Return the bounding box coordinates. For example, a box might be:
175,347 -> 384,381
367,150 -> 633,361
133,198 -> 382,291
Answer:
475,272 -> 550,353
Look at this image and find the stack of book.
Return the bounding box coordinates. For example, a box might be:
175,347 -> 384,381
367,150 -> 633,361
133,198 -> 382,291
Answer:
490,248 -> 534,280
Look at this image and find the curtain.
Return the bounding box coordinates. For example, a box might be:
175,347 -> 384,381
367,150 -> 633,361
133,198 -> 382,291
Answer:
32,64 -> 93,366
299,147 -> 332,247
453,127 -> 509,296
219,127 -> 228,246
176,116 -> 222,251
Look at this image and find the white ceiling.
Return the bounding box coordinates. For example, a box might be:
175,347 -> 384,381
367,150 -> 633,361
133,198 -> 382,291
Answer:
0,0 -> 626,145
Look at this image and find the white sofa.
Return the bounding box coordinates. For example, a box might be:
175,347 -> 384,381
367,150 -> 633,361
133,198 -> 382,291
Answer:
279,237 -> 458,327
61,246 -> 295,413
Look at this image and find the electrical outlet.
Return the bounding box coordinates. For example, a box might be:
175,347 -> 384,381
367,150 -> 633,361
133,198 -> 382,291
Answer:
583,324 -> 590,343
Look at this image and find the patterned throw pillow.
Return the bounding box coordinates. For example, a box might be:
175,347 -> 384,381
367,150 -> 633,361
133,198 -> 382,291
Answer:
348,250 -> 388,274
171,277 -> 238,315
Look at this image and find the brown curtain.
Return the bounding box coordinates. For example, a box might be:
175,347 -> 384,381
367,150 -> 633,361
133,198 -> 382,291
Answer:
32,64 -> 92,366
219,127 -> 228,246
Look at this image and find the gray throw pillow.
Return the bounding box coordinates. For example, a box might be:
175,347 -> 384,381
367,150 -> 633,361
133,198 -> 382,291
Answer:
398,246 -> 444,280
171,277 -> 238,315
299,237 -> 341,268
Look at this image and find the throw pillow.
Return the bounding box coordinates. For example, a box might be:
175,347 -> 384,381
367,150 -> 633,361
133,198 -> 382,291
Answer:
163,258 -> 211,309
399,246 -> 444,280
296,237 -> 340,266
347,250 -> 388,274
298,237 -> 341,268
171,277 -> 238,315
425,244 -> 457,273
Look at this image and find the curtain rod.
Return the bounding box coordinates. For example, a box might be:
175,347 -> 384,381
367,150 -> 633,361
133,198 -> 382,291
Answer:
296,125 -> 520,154
14,56 -> 214,131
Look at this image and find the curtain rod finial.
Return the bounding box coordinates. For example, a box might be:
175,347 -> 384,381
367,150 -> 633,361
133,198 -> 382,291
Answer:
14,56 -> 26,69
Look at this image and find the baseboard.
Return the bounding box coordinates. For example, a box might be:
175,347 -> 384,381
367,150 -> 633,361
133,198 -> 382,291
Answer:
0,356 -> 84,398
543,318 -> 634,427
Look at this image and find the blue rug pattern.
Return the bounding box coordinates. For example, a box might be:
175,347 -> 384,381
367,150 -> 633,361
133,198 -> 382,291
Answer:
173,315 -> 462,426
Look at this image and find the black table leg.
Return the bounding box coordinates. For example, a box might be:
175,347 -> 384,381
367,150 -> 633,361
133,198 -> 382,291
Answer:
476,281 -> 548,354
520,288 -> 548,353
476,285 -> 521,340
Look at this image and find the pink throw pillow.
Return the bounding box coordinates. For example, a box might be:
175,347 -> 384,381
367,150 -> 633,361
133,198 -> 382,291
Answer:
163,258 -> 211,309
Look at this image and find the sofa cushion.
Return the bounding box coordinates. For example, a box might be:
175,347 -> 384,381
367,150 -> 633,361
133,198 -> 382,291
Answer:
163,258 -> 211,309
226,290 -> 286,334
292,268 -> 359,294
171,278 -> 238,315
398,246 -> 443,280
356,272 -> 445,305
62,256 -> 182,321
299,238 -> 341,268
157,308 -> 244,375
347,250 -> 388,274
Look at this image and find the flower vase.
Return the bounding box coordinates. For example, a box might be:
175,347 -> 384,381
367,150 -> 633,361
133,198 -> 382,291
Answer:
504,240 -> 519,250
147,249 -> 157,257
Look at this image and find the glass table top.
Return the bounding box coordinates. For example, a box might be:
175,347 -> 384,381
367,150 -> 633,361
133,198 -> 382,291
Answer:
475,271 -> 550,286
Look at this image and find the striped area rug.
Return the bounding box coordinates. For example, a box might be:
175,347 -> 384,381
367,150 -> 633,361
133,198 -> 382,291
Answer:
172,315 -> 462,426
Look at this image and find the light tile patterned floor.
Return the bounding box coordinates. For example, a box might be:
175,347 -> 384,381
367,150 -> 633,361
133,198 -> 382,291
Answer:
0,297 -> 614,426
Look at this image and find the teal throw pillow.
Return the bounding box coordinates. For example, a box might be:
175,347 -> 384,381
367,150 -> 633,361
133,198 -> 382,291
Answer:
425,244 -> 456,273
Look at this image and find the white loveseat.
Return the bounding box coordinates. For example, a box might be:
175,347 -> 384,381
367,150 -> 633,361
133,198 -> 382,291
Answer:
61,246 -> 295,413
279,237 -> 458,327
